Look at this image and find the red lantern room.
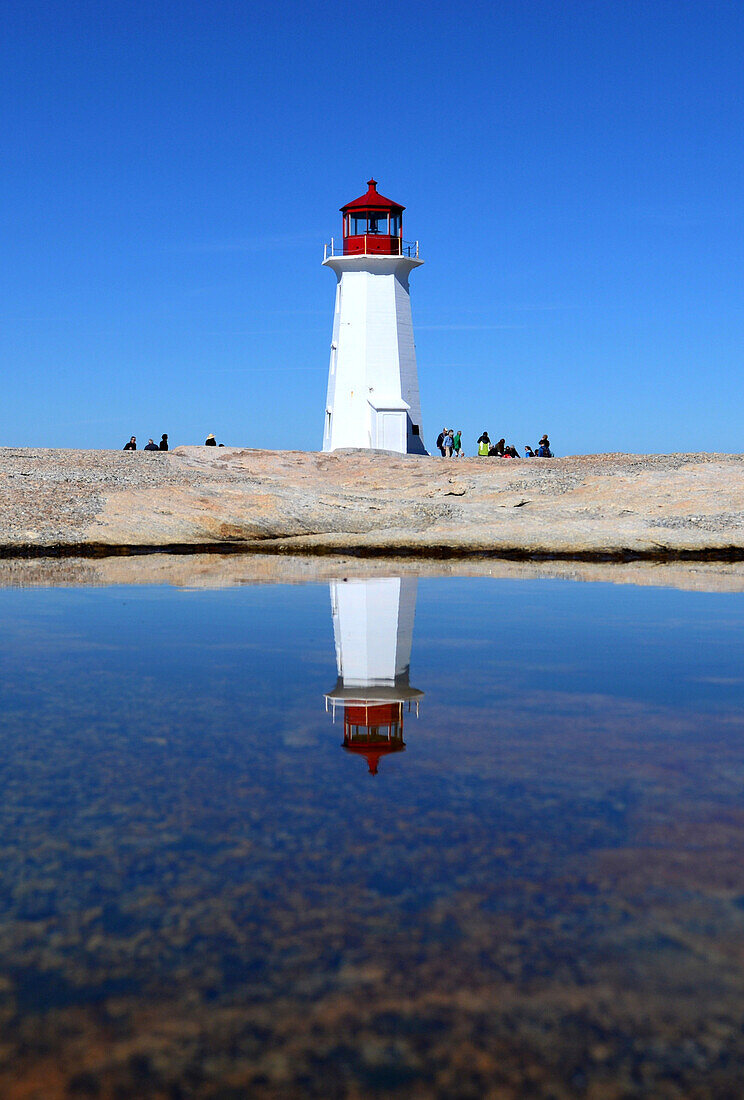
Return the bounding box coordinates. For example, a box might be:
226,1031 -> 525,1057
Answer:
341,179 -> 404,256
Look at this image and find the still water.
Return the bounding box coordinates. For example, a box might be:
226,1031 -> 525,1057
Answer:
2,574 -> 744,1098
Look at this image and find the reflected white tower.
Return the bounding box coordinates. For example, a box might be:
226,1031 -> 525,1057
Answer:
325,577 -> 423,774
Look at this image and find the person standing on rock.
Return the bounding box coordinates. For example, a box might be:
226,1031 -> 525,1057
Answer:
453,430 -> 462,457
144,439 -> 159,451
443,429 -> 453,458
477,432 -> 490,456
123,436 -> 137,450
205,434 -> 217,446
159,434 -> 169,451
436,429 -> 446,456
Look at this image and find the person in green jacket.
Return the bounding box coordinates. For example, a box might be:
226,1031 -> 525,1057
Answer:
453,430 -> 462,457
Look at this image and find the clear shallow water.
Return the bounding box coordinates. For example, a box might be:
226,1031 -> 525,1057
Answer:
2,576 -> 744,1098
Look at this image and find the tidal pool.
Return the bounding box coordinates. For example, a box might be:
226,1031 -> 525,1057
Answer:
1,573 -> 744,1098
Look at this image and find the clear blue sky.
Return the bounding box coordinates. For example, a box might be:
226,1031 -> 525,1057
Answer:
2,0 -> 742,455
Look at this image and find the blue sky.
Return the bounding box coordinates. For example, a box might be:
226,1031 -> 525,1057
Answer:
2,0 -> 742,455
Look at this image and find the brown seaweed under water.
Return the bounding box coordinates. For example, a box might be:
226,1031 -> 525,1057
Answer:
0,578 -> 744,1098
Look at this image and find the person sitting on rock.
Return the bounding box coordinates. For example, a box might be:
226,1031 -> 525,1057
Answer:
205,433 -> 217,446
123,436 -> 137,450
144,438 -> 159,451
524,445 -> 535,457
489,438 -> 506,457
537,434 -> 553,458
159,434 -> 169,451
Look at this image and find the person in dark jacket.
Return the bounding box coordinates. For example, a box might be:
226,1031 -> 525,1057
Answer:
123,436 -> 136,450
144,439 -> 159,451
435,429 -> 446,456
159,434 -> 168,451
205,434 -> 217,446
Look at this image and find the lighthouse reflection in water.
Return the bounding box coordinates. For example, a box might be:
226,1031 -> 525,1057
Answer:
325,577 -> 423,774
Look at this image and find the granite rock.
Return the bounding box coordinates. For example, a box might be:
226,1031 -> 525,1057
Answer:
1,446 -> 744,559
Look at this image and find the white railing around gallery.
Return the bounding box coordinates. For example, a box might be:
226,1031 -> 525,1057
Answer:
323,238 -> 420,261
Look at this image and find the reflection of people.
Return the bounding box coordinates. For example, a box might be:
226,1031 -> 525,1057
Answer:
205,434 -> 217,446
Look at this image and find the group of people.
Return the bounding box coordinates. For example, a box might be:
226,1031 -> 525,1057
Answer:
435,428 -> 554,459
122,428 -> 551,457
476,433 -> 553,458
524,435 -> 553,457
122,433 -> 224,451
435,428 -> 464,457
123,434 -> 168,451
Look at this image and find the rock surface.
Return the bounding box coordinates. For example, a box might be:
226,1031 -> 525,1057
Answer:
1,446 -> 744,559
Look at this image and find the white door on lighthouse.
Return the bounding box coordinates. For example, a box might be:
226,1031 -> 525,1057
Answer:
375,410 -> 407,452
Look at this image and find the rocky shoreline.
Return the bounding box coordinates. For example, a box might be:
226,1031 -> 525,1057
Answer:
2,551 -> 744,593
1,446 -> 744,562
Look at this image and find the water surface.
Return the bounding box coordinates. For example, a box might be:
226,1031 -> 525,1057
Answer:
2,575 -> 744,1098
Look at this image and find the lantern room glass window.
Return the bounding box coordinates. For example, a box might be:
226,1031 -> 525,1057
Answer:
348,215 -> 369,235
347,213 -> 400,236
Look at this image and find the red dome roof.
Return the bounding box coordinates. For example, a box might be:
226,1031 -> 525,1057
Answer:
340,179 -> 404,213
343,741 -> 406,775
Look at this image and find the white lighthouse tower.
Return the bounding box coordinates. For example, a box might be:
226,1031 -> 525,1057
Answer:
324,577 -> 424,775
322,180 -> 427,455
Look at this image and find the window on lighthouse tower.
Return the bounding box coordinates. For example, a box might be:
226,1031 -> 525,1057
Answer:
349,213 -> 392,236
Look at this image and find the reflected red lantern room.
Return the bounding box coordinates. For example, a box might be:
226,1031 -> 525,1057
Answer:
342,702 -> 406,775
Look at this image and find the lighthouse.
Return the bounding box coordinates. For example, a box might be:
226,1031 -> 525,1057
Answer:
324,577 -> 424,775
322,180 -> 427,455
